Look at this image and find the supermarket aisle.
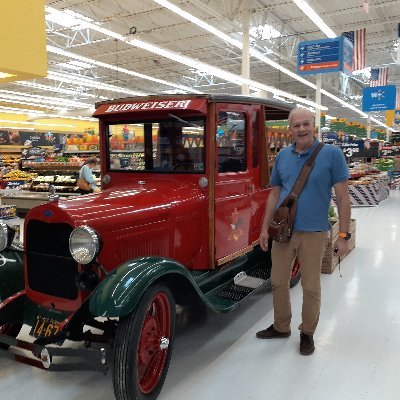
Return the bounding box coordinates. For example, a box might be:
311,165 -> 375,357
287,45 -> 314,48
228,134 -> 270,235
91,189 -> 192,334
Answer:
1,190 -> 400,400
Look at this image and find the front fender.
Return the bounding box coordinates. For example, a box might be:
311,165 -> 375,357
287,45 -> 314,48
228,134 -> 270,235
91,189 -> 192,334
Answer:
0,250 -> 24,302
89,257 -> 197,317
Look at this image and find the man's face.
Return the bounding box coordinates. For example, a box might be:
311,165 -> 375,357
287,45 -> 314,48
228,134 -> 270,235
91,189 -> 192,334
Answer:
289,110 -> 315,148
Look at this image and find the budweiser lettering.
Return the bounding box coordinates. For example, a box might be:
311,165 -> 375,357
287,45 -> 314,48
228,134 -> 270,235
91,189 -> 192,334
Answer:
105,100 -> 191,113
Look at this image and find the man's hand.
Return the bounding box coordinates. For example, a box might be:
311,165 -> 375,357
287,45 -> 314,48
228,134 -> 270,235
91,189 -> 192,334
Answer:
259,229 -> 270,252
333,237 -> 348,258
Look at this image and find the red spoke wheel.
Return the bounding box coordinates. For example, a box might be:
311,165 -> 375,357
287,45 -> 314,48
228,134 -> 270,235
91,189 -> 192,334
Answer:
113,284 -> 176,400
0,322 -> 22,349
290,257 -> 301,288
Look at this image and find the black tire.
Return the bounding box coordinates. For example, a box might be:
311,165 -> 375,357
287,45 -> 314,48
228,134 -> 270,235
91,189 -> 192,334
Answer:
0,322 -> 22,349
290,257 -> 301,288
113,284 -> 176,400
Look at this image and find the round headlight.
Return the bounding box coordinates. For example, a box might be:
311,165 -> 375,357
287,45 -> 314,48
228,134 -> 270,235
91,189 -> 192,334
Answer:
0,221 -> 9,251
69,226 -> 100,264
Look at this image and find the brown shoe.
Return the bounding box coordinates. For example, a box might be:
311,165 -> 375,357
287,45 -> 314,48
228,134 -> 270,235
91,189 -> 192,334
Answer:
300,333 -> 315,355
256,324 -> 291,339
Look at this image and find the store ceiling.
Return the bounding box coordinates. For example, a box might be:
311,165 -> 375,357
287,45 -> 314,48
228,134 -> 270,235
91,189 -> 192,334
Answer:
1,0 -> 399,128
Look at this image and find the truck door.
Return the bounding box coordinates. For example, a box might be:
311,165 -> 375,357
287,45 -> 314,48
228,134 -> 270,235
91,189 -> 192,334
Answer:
214,105 -> 255,265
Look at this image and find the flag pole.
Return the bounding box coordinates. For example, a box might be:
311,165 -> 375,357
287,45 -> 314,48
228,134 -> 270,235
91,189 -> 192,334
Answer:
366,115 -> 371,139
315,73 -> 321,140
397,23 -> 400,64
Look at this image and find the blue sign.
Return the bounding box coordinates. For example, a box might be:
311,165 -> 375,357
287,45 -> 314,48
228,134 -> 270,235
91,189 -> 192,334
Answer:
297,37 -> 346,75
362,85 -> 396,112
342,37 -> 353,75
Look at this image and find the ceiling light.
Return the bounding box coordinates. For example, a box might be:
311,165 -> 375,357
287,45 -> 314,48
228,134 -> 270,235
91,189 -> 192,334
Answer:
15,81 -> 107,99
46,71 -> 147,96
249,24 -> 281,41
0,72 -> 17,79
0,106 -> 45,115
47,45 -> 200,94
0,125 -> 34,131
0,98 -> 68,111
292,0 -> 336,38
153,0 -> 243,48
0,119 -> 76,128
0,89 -> 92,109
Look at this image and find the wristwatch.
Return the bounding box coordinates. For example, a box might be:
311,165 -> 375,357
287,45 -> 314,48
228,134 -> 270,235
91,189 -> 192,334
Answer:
338,232 -> 352,240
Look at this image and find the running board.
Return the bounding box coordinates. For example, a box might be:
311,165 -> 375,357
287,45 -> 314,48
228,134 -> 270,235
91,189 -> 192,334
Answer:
216,269 -> 270,302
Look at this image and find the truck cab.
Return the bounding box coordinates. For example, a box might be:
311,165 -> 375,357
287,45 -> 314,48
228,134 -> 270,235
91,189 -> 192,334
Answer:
0,95 -> 297,400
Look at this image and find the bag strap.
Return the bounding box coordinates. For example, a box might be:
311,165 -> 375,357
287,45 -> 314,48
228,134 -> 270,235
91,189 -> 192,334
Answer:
285,142 -> 324,205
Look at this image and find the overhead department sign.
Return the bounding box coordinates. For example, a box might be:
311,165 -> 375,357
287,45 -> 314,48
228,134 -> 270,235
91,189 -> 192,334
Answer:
362,85 -> 396,112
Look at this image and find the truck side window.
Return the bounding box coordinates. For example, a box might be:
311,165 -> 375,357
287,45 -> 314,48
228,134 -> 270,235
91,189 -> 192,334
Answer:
217,111 -> 247,173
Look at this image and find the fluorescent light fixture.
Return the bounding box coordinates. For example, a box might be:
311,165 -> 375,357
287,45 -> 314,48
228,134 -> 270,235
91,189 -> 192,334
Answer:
0,89 -> 92,109
320,89 -> 368,118
292,0 -> 336,38
153,0 -> 243,48
42,113 -> 97,122
0,125 -> 35,131
46,7 -> 98,29
0,106 -> 45,115
0,72 -> 17,79
15,81 -> 107,99
0,119 -> 76,128
46,45 -> 200,94
58,61 -> 94,71
46,71 -> 147,96
249,24 -> 281,41
0,98 -> 68,111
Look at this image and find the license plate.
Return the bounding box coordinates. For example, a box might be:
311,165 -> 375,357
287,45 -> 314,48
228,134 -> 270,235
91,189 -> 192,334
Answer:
30,315 -> 60,338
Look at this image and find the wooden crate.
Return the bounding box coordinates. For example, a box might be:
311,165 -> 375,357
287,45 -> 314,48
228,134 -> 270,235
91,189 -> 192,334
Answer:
321,219 -> 356,274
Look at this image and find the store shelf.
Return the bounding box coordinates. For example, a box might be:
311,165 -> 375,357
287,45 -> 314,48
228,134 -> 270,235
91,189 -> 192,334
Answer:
63,150 -> 100,153
0,145 -> 52,153
22,163 -> 81,171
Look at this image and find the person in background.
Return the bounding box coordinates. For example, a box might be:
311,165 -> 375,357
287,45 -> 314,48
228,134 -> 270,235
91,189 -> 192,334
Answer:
0,163 -> 10,179
256,107 -> 351,356
78,157 -> 100,195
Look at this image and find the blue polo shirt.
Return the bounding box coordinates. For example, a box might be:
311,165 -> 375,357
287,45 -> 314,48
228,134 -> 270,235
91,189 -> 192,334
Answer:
270,139 -> 349,232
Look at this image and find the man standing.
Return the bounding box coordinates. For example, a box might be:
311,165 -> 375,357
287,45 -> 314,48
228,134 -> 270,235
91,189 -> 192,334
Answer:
256,107 -> 351,355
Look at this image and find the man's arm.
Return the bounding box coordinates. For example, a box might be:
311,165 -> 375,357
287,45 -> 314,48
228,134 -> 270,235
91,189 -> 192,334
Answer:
259,186 -> 281,251
333,180 -> 351,257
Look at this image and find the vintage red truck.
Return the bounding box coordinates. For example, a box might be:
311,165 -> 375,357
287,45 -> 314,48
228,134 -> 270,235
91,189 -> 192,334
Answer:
0,94 -> 300,400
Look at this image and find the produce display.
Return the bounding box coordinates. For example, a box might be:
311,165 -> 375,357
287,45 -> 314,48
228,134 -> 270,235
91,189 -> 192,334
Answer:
2,170 -> 36,181
374,157 -> 396,171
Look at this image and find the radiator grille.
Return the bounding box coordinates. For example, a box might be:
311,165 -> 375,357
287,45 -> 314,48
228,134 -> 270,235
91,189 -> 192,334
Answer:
26,220 -> 78,300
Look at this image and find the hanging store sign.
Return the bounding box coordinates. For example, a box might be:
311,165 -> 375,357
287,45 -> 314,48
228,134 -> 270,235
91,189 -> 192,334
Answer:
362,85 -> 396,112
381,146 -> 400,156
297,37 -> 349,75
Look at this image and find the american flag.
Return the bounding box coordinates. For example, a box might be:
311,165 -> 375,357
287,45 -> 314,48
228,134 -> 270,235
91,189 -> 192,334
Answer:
342,28 -> 366,71
396,86 -> 400,110
370,67 -> 389,87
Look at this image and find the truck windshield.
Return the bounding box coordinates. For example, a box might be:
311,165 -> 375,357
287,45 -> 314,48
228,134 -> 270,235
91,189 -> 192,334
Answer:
106,117 -> 205,173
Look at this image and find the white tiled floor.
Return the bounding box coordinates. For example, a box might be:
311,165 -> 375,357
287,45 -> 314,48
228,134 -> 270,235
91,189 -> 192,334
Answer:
1,190 -> 400,400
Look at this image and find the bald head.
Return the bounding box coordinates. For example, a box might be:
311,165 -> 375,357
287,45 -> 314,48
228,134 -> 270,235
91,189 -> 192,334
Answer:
288,107 -> 315,128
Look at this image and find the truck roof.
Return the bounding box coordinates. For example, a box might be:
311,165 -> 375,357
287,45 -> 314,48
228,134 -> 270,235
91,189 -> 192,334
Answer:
94,93 -> 293,112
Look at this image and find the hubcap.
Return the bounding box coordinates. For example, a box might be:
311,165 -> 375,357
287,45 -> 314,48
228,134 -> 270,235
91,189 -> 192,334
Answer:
137,292 -> 171,394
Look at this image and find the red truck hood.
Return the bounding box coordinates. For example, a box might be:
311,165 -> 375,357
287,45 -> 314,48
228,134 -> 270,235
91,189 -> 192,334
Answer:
29,179 -> 206,228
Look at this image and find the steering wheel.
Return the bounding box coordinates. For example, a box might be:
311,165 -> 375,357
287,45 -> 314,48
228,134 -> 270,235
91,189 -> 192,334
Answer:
172,162 -> 193,171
